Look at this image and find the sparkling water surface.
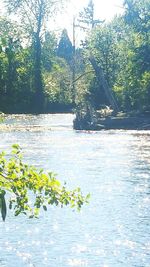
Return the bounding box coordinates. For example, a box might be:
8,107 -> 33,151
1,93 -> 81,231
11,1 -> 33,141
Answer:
0,114 -> 150,267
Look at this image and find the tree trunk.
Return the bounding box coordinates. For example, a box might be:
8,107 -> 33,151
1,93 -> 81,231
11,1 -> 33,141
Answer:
33,32 -> 44,112
33,3 -> 44,113
89,56 -> 119,113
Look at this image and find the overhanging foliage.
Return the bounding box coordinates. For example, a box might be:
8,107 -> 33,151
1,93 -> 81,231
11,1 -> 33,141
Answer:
0,145 -> 90,221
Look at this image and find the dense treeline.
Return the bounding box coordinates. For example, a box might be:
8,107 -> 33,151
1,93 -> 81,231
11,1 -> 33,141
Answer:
0,0 -> 150,114
0,18 -> 73,113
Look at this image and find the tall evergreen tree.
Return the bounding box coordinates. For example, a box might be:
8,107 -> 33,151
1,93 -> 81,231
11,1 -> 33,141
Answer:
78,0 -> 103,31
57,29 -> 73,64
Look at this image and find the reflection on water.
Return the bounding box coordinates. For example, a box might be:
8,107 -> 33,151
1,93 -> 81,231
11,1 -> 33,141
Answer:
0,114 -> 150,267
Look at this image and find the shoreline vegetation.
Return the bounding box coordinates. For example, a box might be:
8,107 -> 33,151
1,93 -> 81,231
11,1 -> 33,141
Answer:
0,0 -> 150,130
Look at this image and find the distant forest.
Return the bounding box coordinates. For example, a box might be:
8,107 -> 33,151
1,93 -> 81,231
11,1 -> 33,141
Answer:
0,0 -> 150,114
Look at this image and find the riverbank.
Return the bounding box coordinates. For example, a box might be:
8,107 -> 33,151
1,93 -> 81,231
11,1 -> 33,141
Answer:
73,111 -> 150,130
97,114 -> 150,130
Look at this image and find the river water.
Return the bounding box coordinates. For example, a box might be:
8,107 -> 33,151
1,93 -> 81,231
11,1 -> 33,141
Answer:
0,114 -> 150,267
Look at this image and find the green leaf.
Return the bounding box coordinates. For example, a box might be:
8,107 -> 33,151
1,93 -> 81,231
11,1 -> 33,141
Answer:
0,145 -> 89,220
43,205 -> 47,211
12,144 -> 20,150
0,192 -> 7,221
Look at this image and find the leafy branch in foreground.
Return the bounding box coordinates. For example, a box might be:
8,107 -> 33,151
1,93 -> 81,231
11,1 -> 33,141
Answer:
0,145 -> 90,221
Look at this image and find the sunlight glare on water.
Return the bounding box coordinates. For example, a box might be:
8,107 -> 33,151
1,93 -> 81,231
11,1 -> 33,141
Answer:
0,114 -> 150,267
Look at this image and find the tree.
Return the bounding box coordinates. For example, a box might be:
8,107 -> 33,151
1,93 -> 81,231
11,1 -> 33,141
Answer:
57,29 -> 73,65
114,0 -> 150,111
78,0 -> 103,31
4,0 -> 67,112
42,31 -> 57,72
44,57 -> 73,111
88,22 -> 120,86
0,17 -> 27,112
124,0 -> 150,34
0,145 -> 89,221
0,17 -> 35,113
75,1 -> 119,112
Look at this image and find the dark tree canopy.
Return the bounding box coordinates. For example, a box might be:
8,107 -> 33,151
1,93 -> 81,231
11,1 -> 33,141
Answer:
57,29 -> 73,64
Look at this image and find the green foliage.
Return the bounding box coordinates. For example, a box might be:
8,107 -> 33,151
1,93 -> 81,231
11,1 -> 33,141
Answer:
88,23 -> 119,87
0,145 -> 89,221
78,0 -> 94,29
3,0 -> 67,113
0,189 -> 7,221
0,0 -> 150,114
124,0 -> 150,33
57,29 -> 73,64
78,0 -> 103,31
42,31 -> 57,72
84,6 -> 150,112
44,58 -> 73,107
42,30 -> 74,109
0,17 -> 34,112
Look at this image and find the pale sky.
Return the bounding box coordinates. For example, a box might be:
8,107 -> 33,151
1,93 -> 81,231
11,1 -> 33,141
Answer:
54,0 -> 124,42
0,0 -> 124,43
60,0 -> 124,23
